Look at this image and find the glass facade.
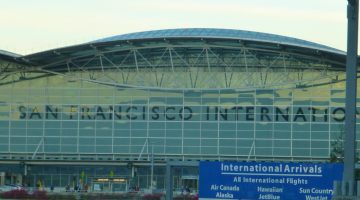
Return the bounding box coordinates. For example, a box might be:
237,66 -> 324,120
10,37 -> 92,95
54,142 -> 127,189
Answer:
0,71 -> 354,190
0,28 -> 352,191
0,73 -> 357,161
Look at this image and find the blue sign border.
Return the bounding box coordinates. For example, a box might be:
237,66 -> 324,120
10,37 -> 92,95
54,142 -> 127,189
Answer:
199,161 -> 343,200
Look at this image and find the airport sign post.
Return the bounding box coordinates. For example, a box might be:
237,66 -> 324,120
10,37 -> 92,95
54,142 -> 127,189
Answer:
199,161 -> 343,200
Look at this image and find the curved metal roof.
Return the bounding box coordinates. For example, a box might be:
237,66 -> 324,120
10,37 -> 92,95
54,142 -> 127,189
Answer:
19,28 -> 348,69
94,28 -> 345,55
0,49 -> 25,64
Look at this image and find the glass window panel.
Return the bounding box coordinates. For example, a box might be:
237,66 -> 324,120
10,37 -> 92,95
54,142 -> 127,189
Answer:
293,99 -> 311,106
219,131 -> 236,138
114,121 -> 130,129
27,129 -> 43,136
255,106 -> 274,122
79,146 -> 95,153
311,123 -> 329,131
293,149 -> 310,156
255,123 -> 273,131
237,139 -> 253,147
237,98 -> 254,104
255,148 -> 272,156
131,122 -> 147,129
11,121 -> 26,128
0,137 -> 9,144
219,123 -> 236,131
44,145 -> 60,153
62,129 -> 77,137
183,130 -> 200,138
166,129 -> 182,138
274,140 -> 290,148
153,146 -> 164,154
293,140 -> 310,148
45,137 -> 60,144
274,131 -> 290,139
96,146 -> 111,153
96,129 -> 112,137
149,122 -> 165,129
113,138 -> 130,145
131,129 -> 147,137
96,138 -> 112,145
331,124 -> 344,132
45,129 -> 60,136
293,132 -> 310,139
237,122 -> 254,130
166,97 -> 182,104
311,132 -> 329,140
273,148 -> 291,156
61,137 -> 77,145
183,139 -> 200,146
311,149 -> 328,157
26,145 -> 37,152
273,107 -> 291,122
79,138 -> 95,145
114,129 -> 130,137
237,147 -> 250,155
0,121 -> 9,128
256,131 -> 273,139
311,141 -> 328,148
61,145 -> 77,153
183,122 -> 200,129
79,121 -> 95,129
62,121 -> 78,129
130,145 -> 142,154
255,140 -> 272,148
166,139 -> 182,146
11,128 -> 26,136
96,121 -> 112,129
113,146 -> 129,153
11,137 -> 26,144
166,147 -> 181,154
79,129 -> 95,137
10,145 -> 26,152
219,147 -> 236,155
149,129 -> 165,137
183,146 -> 199,154
274,123 -> 291,131
166,122 -> 182,129
201,122 -> 218,130
131,138 -> 146,146
237,131 -> 254,138
219,139 -> 235,146
330,131 -> 342,140
293,123 -> 310,131
0,144 -> 9,151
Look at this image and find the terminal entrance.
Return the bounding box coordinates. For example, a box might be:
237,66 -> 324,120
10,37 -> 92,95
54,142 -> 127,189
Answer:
179,175 -> 198,194
0,172 -> 22,186
91,178 -> 128,192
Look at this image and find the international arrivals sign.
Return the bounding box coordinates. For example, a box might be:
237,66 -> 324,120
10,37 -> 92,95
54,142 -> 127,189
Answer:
16,104 -> 350,122
199,161 -> 343,200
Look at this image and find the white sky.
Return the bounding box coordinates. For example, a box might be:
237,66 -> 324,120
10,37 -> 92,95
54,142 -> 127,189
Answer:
0,0 -> 349,55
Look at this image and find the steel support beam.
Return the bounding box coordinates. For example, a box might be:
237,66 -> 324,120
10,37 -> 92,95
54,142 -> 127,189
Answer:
344,0 -> 359,195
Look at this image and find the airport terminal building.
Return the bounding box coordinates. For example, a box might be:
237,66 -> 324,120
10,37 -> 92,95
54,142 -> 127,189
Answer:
0,28 -> 355,192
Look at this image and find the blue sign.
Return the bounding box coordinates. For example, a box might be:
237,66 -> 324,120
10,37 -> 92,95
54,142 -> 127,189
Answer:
199,161 -> 343,200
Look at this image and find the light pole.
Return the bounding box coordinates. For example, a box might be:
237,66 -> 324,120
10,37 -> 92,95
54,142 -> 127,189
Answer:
150,144 -> 154,191
343,0 -> 358,195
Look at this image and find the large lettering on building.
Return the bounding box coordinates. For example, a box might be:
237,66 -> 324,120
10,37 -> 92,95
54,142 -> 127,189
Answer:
17,105 -> 351,122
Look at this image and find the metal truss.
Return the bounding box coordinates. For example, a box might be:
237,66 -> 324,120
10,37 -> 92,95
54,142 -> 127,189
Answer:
6,43 -> 345,90
0,59 -> 47,86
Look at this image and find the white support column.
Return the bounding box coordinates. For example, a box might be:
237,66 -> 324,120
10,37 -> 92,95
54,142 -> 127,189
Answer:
169,48 -> 175,72
133,50 -> 139,72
